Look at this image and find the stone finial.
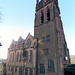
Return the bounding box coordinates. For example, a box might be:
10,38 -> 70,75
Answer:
37,0 -> 39,4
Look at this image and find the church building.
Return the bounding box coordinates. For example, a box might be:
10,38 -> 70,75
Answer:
6,0 -> 70,75
7,33 -> 36,75
34,0 -> 70,75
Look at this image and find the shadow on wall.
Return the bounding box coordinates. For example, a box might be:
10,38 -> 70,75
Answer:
64,71 -> 74,75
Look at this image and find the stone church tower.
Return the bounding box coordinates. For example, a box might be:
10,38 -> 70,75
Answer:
34,0 -> 70,75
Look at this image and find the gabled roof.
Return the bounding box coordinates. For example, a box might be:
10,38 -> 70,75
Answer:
11,39 -> 17,45
9,33 -> 34,49
9,39 -> 17,49
25,33 -> 34,42
18,36 -> 24,41
17,36 -> 24,44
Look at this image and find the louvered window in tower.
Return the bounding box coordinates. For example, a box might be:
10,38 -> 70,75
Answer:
47,8 -> 50,21
40,11 -> 44,24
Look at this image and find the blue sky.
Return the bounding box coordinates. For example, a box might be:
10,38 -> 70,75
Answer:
0,0 -> 75,59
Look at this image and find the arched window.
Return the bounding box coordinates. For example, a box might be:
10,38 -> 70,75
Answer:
29,69 -> 33,75
8,66 -> 10,71
15,67 -> 17,73
26,51 -> 28,61
48,59 -> 54,70
30,50 -> 33,62
47,8 -> 50,21
17,52 -> 19,62
19,67 -> 22,75
41,37 -> 45,42
40,64 -> 45,74
25,68 -> 28,75
18,42 -> 23,48
19,52 -> 22,62
23,51 -> 28,62
26,39 -> 32,47
13,53 -> 14,62
40,11 -> 44,24
46,35 -> 50,41
10,54 -> 12,62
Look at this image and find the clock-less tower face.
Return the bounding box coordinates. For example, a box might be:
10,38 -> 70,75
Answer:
34,0 -> 62,75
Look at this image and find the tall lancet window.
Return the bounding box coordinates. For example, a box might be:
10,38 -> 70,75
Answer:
48,59 -> 54,70
40,64 -> 45,74
47,8 -> 50,21
30,50 -> 33,62
40,11 -> 44,24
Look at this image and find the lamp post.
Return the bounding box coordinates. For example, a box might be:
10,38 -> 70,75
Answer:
36,38 -> 39,75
